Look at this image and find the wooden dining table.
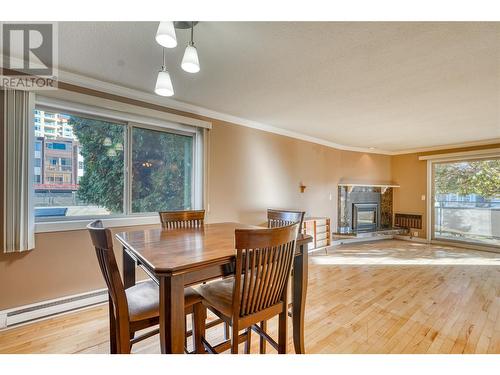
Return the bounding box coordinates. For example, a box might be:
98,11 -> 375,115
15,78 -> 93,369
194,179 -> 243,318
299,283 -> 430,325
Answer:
115,222 -> 312,354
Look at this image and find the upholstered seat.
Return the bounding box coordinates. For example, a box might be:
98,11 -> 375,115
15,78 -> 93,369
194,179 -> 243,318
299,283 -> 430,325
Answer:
196,278 -> 235,317
126,281 -> 202,322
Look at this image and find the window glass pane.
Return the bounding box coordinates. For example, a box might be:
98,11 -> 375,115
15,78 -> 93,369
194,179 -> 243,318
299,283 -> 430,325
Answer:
33,109 -> 125,219
131,127 -> 193,213
433,158 -> 500,246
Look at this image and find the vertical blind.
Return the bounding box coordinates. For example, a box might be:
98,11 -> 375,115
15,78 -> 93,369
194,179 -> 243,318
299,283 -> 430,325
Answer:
2,89 -> 35,252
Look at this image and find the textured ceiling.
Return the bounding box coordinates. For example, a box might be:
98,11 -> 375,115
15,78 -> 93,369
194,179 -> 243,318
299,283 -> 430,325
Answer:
57,22 -> 500,152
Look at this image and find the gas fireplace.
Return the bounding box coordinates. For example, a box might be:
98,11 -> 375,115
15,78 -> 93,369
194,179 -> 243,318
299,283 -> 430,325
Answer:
352,203 -> 379,231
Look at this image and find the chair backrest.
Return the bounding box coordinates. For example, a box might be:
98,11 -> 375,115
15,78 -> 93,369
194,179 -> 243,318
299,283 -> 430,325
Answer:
87,220 -> 128,320
158,210 -> 205,229
233,223 -> 300,318
267,209 -> 305,230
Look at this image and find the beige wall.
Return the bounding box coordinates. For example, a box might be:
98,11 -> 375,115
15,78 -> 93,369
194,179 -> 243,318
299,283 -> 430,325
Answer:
0,95 -> 392,310
392,143 -> 500,239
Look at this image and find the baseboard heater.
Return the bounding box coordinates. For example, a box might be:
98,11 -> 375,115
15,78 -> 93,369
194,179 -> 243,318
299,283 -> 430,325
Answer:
394,213 -> 422,229
0,289 -> 108,329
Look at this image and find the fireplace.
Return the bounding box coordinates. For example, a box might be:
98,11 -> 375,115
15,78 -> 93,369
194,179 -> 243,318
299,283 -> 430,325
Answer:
337,185 -> 394,234
352,203 -> 379,231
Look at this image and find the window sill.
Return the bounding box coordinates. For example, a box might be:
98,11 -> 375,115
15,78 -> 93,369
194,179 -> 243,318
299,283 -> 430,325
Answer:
35,215 -> 160,233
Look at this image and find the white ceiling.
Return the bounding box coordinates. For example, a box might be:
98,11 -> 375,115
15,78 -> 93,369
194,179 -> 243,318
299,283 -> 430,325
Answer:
57,22 -> 500,153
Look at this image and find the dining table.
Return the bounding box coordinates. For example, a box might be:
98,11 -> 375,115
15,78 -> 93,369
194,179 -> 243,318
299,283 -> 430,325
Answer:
115,221 -> 313,354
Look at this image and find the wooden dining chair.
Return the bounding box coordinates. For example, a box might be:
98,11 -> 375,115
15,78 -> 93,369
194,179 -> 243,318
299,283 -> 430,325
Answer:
267,208 -> 305,229
197,223 -> 300,354
261,209 -> 305,353
87,220 -> 206,354
159,209 -> 205,229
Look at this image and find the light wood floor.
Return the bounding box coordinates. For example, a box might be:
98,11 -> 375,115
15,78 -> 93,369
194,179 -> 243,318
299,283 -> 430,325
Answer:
1,240 -> 499,354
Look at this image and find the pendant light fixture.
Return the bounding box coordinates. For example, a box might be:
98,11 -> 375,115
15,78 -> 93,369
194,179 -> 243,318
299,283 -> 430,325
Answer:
181,22 -> 200,73
156,21 -> 177,48
154,48 -> 174,97
153,22 -> 201,97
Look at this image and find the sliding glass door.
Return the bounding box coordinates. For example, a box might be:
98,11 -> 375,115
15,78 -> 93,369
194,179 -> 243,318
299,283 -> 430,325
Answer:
431,157 -> 500,247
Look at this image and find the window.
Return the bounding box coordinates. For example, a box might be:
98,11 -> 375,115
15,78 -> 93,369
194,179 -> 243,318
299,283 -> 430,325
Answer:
131,127 -> 193,213
33,105 -> 202,224
47,142 -> 67,150
431,157 -> 500,247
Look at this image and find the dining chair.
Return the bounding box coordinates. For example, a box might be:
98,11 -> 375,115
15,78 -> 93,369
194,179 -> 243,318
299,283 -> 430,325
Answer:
260,209 -> 305,353
87,220 -> 206,354
267,208 -> 305,229
159,209 -> 205,229
197,223 -> 300,354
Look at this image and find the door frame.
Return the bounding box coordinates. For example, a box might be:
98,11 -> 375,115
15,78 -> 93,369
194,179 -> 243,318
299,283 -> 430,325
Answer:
421,148 -> 500,251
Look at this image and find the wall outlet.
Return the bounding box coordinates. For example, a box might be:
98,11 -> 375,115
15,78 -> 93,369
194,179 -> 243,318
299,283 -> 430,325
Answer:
329,193 -> 332,201
413,231 -> 419,237
421,195 -> 426,201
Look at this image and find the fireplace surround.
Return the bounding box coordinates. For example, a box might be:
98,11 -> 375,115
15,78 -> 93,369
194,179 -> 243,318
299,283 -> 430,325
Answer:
337,184 -> 394,234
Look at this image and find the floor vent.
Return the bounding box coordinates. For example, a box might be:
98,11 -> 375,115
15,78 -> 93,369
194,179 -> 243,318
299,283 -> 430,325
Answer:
0,289 -> 108,329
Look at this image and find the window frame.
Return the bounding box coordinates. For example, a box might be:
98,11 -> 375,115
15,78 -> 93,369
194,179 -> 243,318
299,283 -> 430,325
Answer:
33,99 -> 204,233
423,149 -> 500,251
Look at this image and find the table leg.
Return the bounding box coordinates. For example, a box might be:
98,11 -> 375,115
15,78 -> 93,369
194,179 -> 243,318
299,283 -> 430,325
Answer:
159,274 -> 185,354
123,247 -> 136,289
292,243 -> 308,354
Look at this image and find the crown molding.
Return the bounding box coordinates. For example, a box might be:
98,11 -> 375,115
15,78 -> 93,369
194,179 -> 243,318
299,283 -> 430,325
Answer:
418,147 -> 500,161
391,138 -> 500,155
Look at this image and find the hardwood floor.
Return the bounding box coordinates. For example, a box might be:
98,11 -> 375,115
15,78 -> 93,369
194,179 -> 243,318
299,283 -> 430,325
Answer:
1,240 -> 499,354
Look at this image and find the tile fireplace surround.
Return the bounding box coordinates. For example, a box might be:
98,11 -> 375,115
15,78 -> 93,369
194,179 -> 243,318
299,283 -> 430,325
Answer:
337,185 -> 394,234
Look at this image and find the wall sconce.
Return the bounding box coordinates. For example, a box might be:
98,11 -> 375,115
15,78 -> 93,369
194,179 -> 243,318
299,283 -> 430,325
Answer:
299,182 -> 306,193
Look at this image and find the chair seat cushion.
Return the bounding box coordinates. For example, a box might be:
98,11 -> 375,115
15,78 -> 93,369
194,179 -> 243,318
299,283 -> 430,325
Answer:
126,280 -> 202,322
196,278 -> 235,317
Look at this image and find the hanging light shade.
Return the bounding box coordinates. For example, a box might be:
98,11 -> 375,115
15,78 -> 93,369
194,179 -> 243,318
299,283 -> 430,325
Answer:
155,21 -> 177,48
154,48 -> 174,96
181,44 -> 200,73
181,22 -> 200,73
155,69 -> 174,96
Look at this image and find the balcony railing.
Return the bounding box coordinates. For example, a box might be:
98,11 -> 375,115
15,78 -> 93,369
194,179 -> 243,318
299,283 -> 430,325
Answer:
45,165 -> 73,172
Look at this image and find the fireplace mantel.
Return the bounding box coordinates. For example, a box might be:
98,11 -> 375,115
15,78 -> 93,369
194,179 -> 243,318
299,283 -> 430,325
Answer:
337,183 -> 400,188
338,183 -> 400,194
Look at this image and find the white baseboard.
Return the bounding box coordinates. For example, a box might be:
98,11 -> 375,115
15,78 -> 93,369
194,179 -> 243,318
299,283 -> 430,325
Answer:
0,288 -> 108,329
393,235 -> 429,244
331,234 -> 394,246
